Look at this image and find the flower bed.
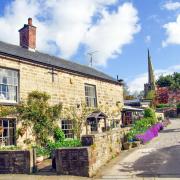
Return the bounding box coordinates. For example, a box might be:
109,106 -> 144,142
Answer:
135,123 -> 163,144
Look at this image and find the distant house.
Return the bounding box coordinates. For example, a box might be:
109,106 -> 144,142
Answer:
0,18 -> 123,146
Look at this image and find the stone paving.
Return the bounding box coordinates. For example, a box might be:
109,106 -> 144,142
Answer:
0,118 -> 180,180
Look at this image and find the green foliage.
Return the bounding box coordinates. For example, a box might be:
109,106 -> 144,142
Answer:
145,90 -> 155,100
63,103 -> 96,139
144,108 -> 157,123
0,145 -> 22,150
44,139 -> 81,157
16,91 -> 62,146
35,128 -> 81,157
156,104 -> 173,108
156,72 -> 180,90
36,146 -> 49,157
53,127 -> 65,142
0,105 -> 16,117
177,103 -> 180,109
127,109 -> 157,141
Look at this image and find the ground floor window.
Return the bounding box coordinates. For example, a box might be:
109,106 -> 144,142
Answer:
61,120 -> 74,138
0,118 -> 16,146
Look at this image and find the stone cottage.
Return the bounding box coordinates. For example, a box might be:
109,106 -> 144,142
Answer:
0,18 -> 123,146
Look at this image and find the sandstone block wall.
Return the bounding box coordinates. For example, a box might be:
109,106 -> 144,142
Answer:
55,127 -> 130,177
0,56 -> 123,107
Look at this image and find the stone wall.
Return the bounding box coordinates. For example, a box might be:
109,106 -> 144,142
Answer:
0,150 -> 34,174
55,127 -> 130,177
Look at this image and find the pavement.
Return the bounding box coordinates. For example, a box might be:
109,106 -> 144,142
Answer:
0,118 -> 180,180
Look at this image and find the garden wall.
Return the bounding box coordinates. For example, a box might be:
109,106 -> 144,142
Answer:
0,150 -> 34,174
55,127 -> 130,177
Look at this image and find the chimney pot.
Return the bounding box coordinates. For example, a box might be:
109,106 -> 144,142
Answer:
28,18 -> 32,26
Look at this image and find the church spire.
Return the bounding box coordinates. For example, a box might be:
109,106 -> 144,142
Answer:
148,49 -> 155,87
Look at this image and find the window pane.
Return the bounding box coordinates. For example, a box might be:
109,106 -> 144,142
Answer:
0,119 -> 16,146
85,84 -> 97,107
0,68 -> 18,103
61,120 -> 74,138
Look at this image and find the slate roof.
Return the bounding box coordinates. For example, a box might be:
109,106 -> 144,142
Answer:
0,41 -> 120,84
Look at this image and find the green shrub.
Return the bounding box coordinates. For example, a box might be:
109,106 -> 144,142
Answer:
36,146 -> 49,157
177,103 -> 180,108
156,104 -> 173,108
46,139 -> 82,155
53,127 -> 65,142
144,108 -> 157,124
126,116 -> 157,141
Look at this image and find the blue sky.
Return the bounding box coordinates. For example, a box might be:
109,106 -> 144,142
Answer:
0,0 -> 180,93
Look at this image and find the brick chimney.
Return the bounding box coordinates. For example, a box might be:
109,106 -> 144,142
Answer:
19,18 -> 36,51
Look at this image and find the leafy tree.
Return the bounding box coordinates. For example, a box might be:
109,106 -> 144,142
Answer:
16,91 -> 62,146
156,72 -> 180,90
123,83 -> 136,100
144,107 -> 157,124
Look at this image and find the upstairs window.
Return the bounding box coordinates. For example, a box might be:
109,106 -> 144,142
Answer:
85,84 -> 97,107
0,68 -> 18,103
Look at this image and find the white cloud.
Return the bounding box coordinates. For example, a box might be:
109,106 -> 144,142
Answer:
162,14 -> 180,47
0,0 -> 140,66
163,1 -> 180,10
128,65 -> 180,93
84,3 -> 140,66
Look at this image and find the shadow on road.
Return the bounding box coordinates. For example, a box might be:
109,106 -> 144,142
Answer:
118,145 -> 180,178
160,128 -> 180,133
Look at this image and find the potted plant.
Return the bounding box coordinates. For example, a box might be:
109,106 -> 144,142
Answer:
123,142 -> 132,150
132,141 -> 141,148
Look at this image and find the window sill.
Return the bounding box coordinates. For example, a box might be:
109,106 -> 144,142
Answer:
0,101 -> 18,106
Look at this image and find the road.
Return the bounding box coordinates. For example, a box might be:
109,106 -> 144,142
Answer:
99,118 -> 180,180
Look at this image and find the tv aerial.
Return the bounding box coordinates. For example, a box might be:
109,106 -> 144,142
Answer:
87,51 -> 98,67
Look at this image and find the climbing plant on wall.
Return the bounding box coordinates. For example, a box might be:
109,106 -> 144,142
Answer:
62,103 -> 95,139
16,91 -> 62,146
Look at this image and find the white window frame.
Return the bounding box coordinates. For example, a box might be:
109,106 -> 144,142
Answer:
85,84 -> 97,107
0,67 -> 19,104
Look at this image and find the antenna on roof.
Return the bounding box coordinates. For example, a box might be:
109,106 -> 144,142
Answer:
87,51 -> 98,67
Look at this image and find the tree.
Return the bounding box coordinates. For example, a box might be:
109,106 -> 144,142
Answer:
16,91 -> 62,146
123,83 -> 136,100
156,72 -> 180,90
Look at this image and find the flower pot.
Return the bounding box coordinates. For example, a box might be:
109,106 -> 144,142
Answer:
123,142 -> 132,150
36,156 -> 44,163
132,141 -> 141,148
